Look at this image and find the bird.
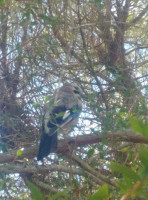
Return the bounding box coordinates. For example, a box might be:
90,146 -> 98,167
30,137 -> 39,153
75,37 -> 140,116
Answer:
37,83 -> 83,161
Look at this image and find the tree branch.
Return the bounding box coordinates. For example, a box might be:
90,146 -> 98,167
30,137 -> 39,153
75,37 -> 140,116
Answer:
67,152 -> 116,188
0,164 -> 82,175
126,5 -> 148,28
0,130 -> 147,164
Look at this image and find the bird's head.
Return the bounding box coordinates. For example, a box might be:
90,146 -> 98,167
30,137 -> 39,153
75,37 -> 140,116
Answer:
60,84 -> 85,99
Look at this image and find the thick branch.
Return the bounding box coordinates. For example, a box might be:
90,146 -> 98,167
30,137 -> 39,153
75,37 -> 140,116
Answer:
0,164 -> 82,175
0,130 -> 147,164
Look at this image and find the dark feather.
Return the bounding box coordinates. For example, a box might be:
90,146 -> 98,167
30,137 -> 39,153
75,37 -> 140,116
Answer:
37,127 -> 57,161
47,106 -> 67,127
48,104 -> 80,126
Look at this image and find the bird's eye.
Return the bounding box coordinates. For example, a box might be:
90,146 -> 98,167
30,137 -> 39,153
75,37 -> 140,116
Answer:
74,89 -> 80,94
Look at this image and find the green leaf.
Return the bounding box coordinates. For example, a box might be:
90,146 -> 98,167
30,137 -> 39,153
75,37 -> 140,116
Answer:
89,184 -> 109,200
0,173 -> 4,179
7,166 -> 15,171
45,95 -> 50,102
26,180 -> 43,200
72,106 -> 79,113
55,112 -> 65,118
118,181 -> 131,193
32,103 -> 41,108
95,0 -> 102,3
139,148 -> 148,168
51,189 -> 68,200
0,140 -> 7,152
72,179 -> 79,189
17,150 -> 23,156
0,0 -> 5,5
39,14 -> 58,26
141,168 -> 148,179
130,116 -> 148,138
87,148 -> 94,158
110,162 -> 141,182
16,43 -> 22,53
36,0 -> 42,3
120,147 -> 129,152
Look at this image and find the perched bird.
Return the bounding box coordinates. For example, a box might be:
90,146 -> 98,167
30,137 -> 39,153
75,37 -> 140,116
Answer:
37,84 -> 83,161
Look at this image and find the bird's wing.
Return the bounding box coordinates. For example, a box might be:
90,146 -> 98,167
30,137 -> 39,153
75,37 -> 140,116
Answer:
43,104 -> 81,136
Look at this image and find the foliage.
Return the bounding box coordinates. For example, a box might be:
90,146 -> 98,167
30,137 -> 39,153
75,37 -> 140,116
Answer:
26,180 -> 43,200
89,184 -> 109,200
0,0 -> 147,199
109,117 -> 148,199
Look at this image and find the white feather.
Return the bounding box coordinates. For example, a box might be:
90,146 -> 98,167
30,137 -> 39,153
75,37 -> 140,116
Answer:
62,110 -> 70,120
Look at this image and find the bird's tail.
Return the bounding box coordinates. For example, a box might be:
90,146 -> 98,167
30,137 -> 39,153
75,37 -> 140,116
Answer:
37,131 -> 57,161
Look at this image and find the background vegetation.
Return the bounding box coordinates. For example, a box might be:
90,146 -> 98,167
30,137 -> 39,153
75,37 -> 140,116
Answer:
0,0 -> 148,199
